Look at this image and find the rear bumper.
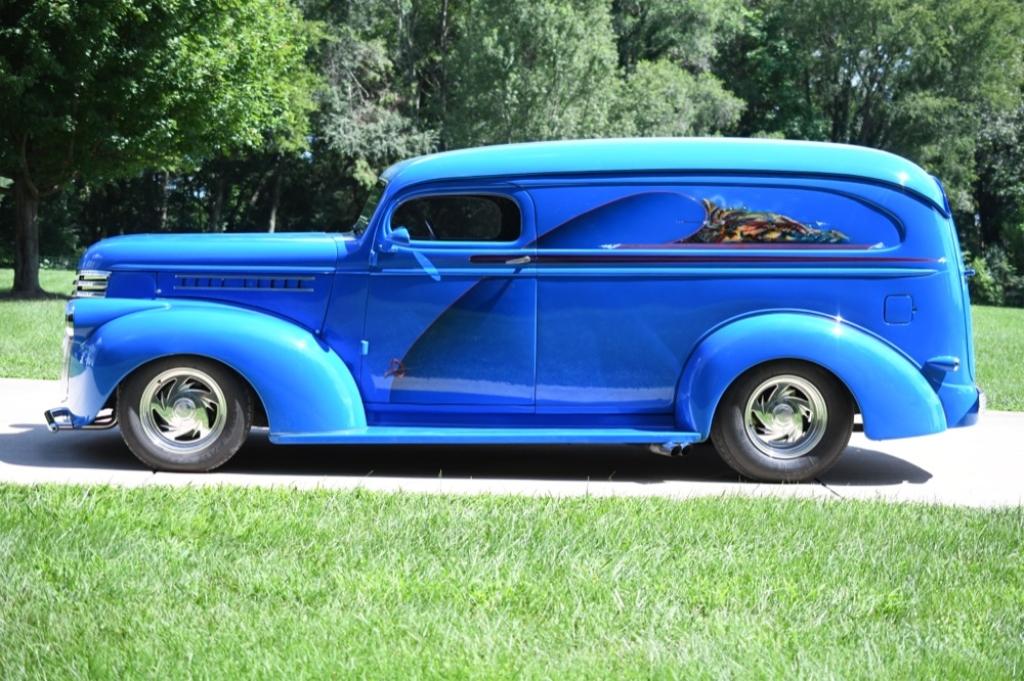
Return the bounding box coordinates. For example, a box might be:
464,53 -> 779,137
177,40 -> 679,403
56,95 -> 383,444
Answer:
938,383 -> 983,429
952,388 -> 984,428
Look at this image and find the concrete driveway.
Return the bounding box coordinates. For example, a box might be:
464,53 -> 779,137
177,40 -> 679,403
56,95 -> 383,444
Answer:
1,378 -> 1021,507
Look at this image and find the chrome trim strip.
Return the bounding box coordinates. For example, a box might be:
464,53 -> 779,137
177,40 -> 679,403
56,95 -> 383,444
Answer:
173,274 -> 317,281
172,286 -> 316,293
375,267 -> 939,279
114,264 -> 332,274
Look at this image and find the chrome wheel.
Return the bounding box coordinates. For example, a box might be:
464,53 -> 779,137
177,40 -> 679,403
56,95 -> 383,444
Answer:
743,375 -> 828,460
138,368 -> 227,457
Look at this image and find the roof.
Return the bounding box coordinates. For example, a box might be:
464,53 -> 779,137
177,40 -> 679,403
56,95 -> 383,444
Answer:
380,138 -> 946,212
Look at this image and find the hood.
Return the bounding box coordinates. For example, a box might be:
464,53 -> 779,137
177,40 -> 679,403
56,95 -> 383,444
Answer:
79,232 -> 338,272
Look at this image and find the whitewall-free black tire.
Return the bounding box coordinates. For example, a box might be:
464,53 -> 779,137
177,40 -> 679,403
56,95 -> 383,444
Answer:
117,356 -> 253,472
710,361 -> 853,482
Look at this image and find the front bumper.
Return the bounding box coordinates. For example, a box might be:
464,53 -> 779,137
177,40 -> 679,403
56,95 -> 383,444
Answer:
44,406 -> 116,433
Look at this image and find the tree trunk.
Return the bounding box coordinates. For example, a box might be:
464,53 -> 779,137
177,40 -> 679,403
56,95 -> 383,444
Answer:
158,170 -> 170,231
210,175 -> 225,231
12,176 -> 43,296
268,166 -> 282,233
438,0 -> 450,147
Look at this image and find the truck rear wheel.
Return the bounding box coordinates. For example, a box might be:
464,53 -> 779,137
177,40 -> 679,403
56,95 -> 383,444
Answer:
117,356 -> 252,472
711,361 -> 852,482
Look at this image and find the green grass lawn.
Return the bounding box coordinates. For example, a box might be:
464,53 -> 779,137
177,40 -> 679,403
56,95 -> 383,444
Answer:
1,268 -> 1022,410
972,305 -> 1024,411
0,268 -> 74,380
0,485 -> 1020,679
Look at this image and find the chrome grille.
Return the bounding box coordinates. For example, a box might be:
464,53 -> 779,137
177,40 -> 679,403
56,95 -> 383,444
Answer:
73,270 -> 110,298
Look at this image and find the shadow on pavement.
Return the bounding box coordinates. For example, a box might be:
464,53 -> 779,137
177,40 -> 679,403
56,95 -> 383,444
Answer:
1,424 -> 932,486
821,445 -> 933,485
2,425 -> 143,471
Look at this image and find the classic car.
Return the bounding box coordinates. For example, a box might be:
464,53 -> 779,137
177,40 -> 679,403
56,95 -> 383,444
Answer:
45,138 -> 983,482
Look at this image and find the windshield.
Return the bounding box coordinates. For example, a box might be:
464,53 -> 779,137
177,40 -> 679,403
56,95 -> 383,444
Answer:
352,180 -> 386,236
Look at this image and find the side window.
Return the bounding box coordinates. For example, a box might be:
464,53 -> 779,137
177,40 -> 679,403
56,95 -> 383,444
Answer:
391,194 -> 521,242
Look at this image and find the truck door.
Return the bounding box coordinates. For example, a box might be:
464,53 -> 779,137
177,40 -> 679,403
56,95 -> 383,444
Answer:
361,187 -> 537,408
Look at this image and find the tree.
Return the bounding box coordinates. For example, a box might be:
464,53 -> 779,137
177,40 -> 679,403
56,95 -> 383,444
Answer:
612,0 -> 746,72
973,104 -> 1024,257
444,0 -> 621,147
608,0 -> 747,138
715,0 -> 1024,211
0,0 -> 317,294
319,25 -> 437,188
612,60 -> 744,136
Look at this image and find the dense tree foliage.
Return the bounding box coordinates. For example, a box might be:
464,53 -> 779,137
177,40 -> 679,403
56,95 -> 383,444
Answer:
714,0 -> 1024,304
0,0 -> 317,292
717,0 -> 1023,210
445,0 -> 620,145
3,0 -> 1024,305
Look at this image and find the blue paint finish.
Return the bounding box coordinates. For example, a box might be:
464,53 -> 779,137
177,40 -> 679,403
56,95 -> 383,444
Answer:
383,138 -> 947,213
531,183 -> 902,248
925,355 -> 960,372
80,232 -> 338,272
537,191 -> 706,247
54,139 -> 979,450
358,186 -> 538,406
938,381 -> 982,428
884,294 -> 915,324
153,269 -> 335,332
271,426 -> 701,446
65,298 -> 365,434
676,312 -> 947,440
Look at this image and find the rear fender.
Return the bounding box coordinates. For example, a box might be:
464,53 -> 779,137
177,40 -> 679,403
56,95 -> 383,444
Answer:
67,299 -> 366,435
676,312 -> 946,440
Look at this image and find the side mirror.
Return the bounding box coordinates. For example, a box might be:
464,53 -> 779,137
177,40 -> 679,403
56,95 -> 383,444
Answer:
381,225 -> 411,252
391,226 -> 411,246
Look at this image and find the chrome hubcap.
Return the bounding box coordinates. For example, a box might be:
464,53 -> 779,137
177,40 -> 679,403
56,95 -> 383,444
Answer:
139,368 -> 227,456
743,375 -> 828,460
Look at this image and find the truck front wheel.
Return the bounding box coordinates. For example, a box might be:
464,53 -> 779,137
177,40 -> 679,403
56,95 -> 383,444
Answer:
117,356 -> 252,472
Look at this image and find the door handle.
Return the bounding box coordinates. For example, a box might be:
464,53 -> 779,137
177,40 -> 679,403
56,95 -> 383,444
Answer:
505,255 -> 532,265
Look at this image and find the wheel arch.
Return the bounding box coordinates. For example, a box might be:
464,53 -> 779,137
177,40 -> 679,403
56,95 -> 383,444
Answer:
717,357 -> 856,414
675,311 -> 946,440
116,353 -> 271,429
68,300 -> 366,436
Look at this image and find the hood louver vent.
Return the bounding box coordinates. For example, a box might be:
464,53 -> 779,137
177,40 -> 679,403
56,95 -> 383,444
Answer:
73,270 -> 110,298
174,274 -> 314,293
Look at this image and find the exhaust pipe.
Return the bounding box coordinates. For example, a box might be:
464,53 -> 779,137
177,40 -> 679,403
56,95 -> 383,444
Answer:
648,442 -> 691,458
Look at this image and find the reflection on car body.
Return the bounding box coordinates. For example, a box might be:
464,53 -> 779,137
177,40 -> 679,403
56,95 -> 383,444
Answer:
46,138 -> 982,481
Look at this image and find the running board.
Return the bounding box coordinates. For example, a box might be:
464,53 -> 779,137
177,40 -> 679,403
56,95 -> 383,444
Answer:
270,427 -> 702,447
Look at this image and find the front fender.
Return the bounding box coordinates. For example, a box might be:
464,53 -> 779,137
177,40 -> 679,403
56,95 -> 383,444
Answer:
67,299 -> 366,435
675,312 -> 946,440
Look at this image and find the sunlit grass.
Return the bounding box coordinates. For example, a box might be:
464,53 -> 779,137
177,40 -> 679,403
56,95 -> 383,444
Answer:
0,485 -> 1020,679
0,269 -> 73,380
973,305 -> 1024,411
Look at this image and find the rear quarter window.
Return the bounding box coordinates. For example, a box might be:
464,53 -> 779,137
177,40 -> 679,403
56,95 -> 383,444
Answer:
529,184 -> 901,249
